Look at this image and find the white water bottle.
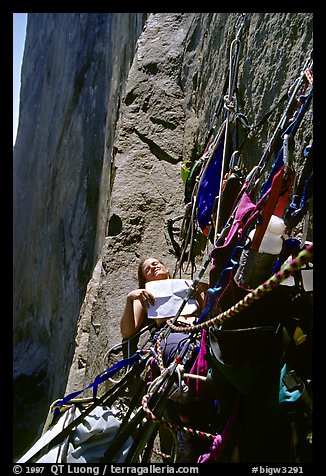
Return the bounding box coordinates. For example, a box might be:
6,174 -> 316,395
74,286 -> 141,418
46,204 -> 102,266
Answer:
258,215 -> 285,254
252,215 -> 285,254
235,215 -> 285,289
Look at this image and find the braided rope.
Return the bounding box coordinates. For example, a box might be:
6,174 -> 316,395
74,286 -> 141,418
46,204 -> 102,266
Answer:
141,390 -> 216,441
151,446 -> 173,460
167,244 -> 313,333
154,329 -> 167,372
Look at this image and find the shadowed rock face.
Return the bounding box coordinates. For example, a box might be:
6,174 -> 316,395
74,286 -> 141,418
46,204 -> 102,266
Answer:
13,12 -> 146,459
13,12 -> 312,459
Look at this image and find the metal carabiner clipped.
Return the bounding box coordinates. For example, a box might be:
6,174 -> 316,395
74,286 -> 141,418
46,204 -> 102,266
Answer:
283,134 -> 289,175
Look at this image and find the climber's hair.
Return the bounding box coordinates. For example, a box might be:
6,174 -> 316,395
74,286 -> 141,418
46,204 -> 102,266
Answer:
137,257 -> 171,288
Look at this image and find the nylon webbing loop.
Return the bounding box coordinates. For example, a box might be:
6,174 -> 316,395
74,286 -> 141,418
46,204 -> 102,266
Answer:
54,352 -> 142,413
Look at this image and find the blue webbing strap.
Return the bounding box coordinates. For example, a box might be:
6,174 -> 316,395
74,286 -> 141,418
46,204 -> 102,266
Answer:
260,86 -> 313,197
54,352 -> 142,414
196,247 -> 244,325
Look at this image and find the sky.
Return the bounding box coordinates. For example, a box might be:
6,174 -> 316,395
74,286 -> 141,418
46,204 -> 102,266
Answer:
13,13 -> 27,146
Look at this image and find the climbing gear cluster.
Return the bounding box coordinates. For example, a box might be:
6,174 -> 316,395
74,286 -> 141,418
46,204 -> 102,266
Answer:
18,13 -> 313,464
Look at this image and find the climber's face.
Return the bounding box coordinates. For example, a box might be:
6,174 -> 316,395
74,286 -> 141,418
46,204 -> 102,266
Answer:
142,258 -> 169,283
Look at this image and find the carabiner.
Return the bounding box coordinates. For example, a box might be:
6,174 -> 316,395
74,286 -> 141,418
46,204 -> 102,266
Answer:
283,134 -> 289,175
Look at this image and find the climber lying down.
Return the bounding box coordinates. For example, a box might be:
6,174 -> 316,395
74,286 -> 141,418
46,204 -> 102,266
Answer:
120,256 -> 208,359
119,256 -> 211,462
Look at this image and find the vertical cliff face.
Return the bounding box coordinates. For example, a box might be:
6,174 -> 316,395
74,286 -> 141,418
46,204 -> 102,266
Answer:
13,12 -> 313,459
13,12 -> 146,458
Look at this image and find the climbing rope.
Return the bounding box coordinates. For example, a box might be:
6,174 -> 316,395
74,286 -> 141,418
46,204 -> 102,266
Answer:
213,13 -> 248,244
172,14 -> 249,276
141,372 -> 217,442
167,243 -> 313,333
